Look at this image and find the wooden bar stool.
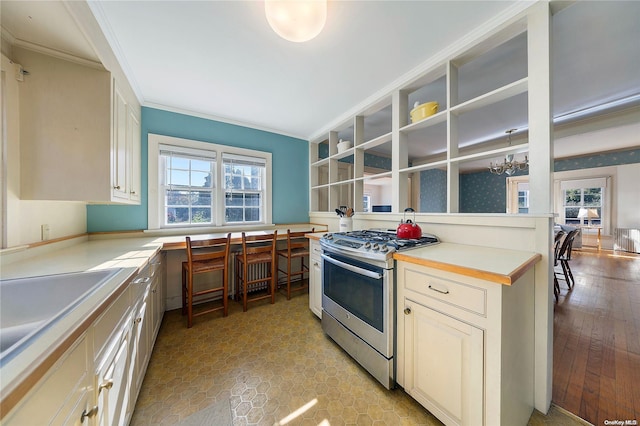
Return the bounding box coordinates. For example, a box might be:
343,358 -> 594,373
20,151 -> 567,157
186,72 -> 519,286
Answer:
182,234 -> 231,328
277,228 -> 314,300
235,231 -> 278,312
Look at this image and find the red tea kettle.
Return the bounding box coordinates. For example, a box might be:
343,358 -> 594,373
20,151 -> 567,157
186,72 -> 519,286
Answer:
397,208 -> 422,239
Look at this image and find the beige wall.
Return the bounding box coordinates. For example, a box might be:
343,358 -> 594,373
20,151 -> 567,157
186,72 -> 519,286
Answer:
1,53 -> 86,248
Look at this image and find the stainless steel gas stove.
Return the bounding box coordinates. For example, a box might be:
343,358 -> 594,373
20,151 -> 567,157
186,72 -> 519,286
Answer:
319,229 -> 439,389
320,229 -> 439,267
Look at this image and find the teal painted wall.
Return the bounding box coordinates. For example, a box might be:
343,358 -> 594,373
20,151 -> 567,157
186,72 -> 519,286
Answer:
457,148 -> 639,213
87,107 -> 309,232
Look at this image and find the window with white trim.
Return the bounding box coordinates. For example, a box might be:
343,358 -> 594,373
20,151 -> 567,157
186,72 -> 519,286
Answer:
160,147 -> 216,226
148,134 -> 272,230
562,179 -> 605,227
223,154 -> 266,223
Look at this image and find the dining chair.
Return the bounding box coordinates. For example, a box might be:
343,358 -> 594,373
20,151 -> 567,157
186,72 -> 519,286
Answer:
182,234 -> 231,328
277,228 -> 314,300
555,229 -> 580,291
235,231 -> 278,312
553,230 -> 565,302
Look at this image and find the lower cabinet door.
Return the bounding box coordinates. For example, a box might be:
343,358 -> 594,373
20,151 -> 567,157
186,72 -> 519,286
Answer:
97,327 -> 131,426
403,300 -> 484,426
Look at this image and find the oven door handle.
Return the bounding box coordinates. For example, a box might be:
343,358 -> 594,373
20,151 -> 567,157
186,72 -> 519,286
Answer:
321,254 -> 383,280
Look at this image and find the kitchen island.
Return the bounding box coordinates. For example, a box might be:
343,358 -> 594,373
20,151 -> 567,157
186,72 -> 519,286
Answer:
394,242 -> 541,426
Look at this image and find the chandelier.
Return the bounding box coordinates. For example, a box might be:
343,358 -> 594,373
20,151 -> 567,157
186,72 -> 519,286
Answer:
488,129 -> 529,175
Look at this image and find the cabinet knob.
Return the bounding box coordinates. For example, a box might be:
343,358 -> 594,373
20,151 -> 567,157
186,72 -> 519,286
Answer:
113,185 -> 121,190
134,317 -> 142,324
80,406 -> 98,423
404,307 -> 411,315
99,379 -> 114,393
130,190 -> 136,195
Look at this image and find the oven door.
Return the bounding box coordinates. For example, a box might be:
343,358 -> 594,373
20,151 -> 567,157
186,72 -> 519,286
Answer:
321,252 -> 393,358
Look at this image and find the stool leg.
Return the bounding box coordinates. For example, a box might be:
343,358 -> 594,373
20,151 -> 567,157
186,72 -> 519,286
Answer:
223,266 -> 229,317
242,262 -> 248,312
187,272 -> 194,328
181,265 -> 187,316
286,257 -> 292,300
270,261 -> 276,304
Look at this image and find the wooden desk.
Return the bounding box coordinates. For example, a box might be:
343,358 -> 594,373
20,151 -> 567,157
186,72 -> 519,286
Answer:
581,226 -> 602,250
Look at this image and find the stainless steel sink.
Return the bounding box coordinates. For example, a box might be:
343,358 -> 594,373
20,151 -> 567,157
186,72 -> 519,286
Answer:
0,269 -> 121,365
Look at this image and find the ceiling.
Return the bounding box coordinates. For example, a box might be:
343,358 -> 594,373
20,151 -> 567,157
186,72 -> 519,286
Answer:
1,0 -> 639,155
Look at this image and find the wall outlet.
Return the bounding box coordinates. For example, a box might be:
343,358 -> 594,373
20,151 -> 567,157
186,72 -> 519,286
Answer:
41,224 -> 50,241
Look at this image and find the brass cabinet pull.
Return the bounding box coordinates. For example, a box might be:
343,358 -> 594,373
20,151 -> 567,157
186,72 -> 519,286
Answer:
428,285 -> 450,295
134,317 -> 142,324
404,307 -> 411,315
98,379 -> 114,393
113,185 -> 121,190
80,406 -> 98,423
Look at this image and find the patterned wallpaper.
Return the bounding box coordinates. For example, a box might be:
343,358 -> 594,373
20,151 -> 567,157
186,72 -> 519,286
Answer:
458,148 -> 639,213
419,169 -> 447,212
554,148 -> 638,171
317,144 -> 392,170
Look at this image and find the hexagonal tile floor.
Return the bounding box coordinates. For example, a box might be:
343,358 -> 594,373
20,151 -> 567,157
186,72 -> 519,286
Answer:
130,292 -> 586,426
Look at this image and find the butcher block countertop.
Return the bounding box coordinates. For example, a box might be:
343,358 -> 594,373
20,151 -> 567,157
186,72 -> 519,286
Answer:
393,242 -> 541,286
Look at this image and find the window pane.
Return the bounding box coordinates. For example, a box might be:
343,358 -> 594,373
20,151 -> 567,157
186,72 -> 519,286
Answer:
225,193 -> 243,206
170,157 -> 189,169
564,189 -> 581,206
166,190 -> 190,206
191,171 -> 211,187
167,207 -> 189,224
225,208 -> 243,222
192,192 -> 211,206
245,208 -> 260,221
191,159 -> 211,172
248,177 -> 260,190
583,188 -> 601,206
245,193 -> 260,206
169,170 -> 190,186
192,208 -> 212,223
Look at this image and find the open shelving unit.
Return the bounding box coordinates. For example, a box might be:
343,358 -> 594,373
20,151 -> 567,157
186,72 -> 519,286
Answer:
310,4 -> 550,215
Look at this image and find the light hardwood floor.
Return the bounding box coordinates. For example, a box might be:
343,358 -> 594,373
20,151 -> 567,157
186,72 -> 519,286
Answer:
553,247 -> 640,425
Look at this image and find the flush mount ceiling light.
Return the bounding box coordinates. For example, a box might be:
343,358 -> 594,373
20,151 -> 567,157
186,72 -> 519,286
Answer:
265,0 -> 327,43
488,129 -> 529,176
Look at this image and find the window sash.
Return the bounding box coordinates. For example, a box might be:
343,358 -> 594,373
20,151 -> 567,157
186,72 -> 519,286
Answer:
160,150 -> 216,227
222,154 -> 265,224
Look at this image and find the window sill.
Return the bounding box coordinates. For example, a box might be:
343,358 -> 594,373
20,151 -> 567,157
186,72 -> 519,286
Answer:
142,223 -> 277,237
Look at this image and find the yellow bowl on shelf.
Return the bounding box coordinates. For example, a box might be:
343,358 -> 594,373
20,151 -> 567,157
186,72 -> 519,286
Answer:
410,101 -> 439,123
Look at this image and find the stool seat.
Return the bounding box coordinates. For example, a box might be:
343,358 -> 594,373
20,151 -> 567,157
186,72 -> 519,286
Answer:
277,229 -> 314,300
235,231 -> 278,312
182,234 -> 231,328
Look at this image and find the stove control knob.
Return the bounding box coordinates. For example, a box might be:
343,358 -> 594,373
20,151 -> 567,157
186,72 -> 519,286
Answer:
325,234 -> 333,240
379,245 -> 389,253
363,242 -> 371,250
372,243 -> 379,251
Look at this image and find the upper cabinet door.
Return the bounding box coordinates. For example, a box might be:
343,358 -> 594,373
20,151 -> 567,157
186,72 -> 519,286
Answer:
112,81 -> 129,201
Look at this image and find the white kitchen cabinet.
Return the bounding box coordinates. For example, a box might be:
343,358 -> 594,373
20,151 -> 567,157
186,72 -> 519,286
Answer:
96,315 -> 132,426
3,334 -> 91,425
13,47 -> 140,204
396,258 -> 535,426
150,252 -> 165,339
402,300 -> 483,426
308,239 -> 322,318
3,252 -> 165,425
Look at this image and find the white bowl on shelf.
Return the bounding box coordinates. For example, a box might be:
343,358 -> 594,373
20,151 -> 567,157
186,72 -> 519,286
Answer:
337,139 -> 352,153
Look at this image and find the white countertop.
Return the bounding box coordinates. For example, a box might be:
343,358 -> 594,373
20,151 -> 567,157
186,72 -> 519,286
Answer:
393,242 -> 541,285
